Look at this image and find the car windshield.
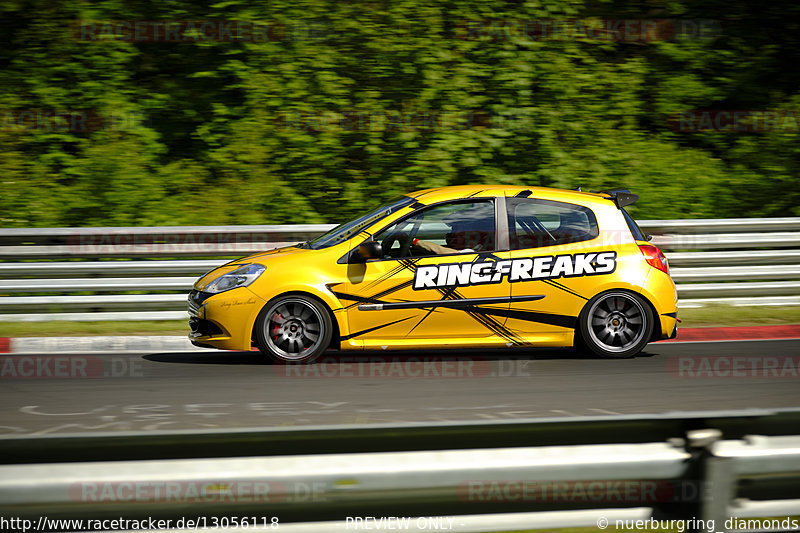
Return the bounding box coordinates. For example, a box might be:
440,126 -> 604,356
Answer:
304,196 -> 416,249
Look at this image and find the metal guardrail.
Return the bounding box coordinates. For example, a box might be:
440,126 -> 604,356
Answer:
0,409 -> 798,532
637,217 -> 800,234
0,260 -> 225,277
666,250 -> 800,266
0,277 -> 197,292
0,224 -> 332,259
0,218 -> 799,321
671,265 -> 800,282
651,232 -> 800,250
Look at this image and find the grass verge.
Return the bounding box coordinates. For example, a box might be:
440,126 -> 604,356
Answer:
1,305 -> 799,337
677,304 -> 800,327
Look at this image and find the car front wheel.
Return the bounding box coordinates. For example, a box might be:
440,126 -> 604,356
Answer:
578,291 -> 654,359
255,295 -> 333,363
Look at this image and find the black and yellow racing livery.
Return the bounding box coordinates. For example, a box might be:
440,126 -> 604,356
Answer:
189,186 -> 678,361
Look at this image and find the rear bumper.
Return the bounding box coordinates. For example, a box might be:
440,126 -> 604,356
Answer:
652,312 -> 678,341
666,319 -> 678,339
640,266 -> 678,341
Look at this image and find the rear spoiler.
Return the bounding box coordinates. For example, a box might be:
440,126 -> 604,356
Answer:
592,188 -> 639,208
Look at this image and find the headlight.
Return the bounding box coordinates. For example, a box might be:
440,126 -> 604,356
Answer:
204,264 -> 265,294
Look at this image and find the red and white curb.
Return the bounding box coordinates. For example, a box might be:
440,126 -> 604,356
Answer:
0,325 -> 799,354
660,325 -> 800,343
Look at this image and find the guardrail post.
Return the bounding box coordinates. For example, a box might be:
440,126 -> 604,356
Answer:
688,428 -> 735,533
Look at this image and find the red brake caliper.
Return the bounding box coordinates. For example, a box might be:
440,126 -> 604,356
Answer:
272,313 -> 282,341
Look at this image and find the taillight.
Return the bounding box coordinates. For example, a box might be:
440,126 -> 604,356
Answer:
638,244 -> 670,275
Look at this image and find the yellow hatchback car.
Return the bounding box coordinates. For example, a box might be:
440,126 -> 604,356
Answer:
188,186 -> 678,362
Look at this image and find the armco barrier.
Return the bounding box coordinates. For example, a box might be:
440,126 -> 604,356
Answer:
0,409 -> 798,532
0,218 -> 799,321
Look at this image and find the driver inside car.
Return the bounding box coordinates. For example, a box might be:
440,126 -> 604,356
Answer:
411,224 -> 491,254
381,203 -> 495,257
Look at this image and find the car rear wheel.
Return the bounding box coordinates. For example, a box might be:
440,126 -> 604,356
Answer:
255,295 -> 332,363
578,291 -> 653,359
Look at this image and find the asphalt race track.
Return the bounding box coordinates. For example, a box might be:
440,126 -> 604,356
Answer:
1,339 -> 798,436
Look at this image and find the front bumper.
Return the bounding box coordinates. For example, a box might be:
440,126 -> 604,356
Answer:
187,288 -> 266,350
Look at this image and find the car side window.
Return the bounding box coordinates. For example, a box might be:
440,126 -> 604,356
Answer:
507,198 -> 598,250
374,200 -> 496,259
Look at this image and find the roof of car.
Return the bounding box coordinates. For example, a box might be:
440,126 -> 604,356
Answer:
408,185 -> 615,206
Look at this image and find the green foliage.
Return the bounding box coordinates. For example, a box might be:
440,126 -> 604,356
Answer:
1,0 -> 798,227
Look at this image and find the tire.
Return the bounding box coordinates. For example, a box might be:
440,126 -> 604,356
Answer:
577,291 -> 654,359
254,295 -> 333,363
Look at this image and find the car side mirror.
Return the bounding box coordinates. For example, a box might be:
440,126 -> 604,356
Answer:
645,233 -> 653,242
352,240 -> 382,263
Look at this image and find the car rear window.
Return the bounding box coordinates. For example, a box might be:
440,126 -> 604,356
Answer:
507,198 -> 599,250
621,208 -> 647,241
